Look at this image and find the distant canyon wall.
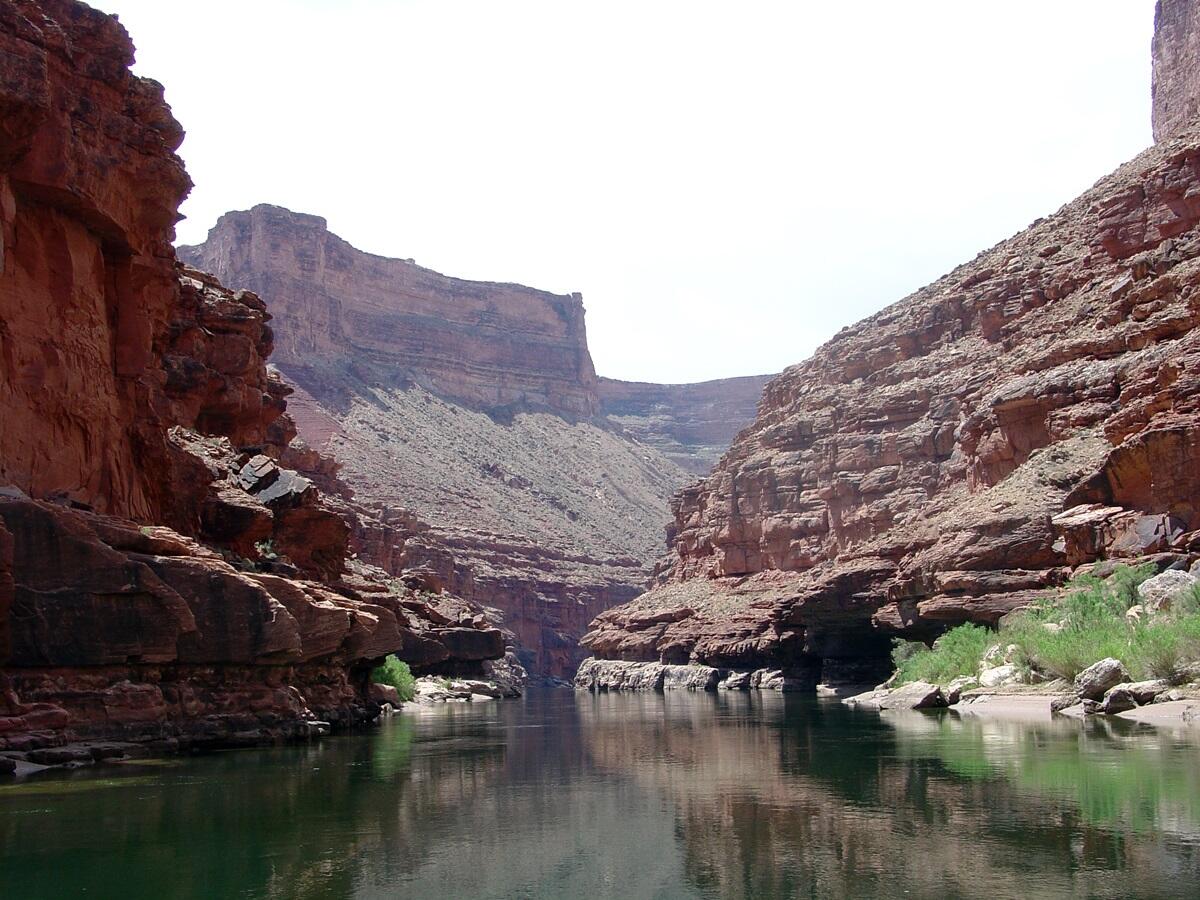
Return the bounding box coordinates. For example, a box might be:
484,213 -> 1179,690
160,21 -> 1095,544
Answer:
598,375 -> 772,475
181,207 -> 770,677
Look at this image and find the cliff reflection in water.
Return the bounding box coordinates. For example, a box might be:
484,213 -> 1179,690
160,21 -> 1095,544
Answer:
577,692 -> 1200,899
2,691 -> 1199,899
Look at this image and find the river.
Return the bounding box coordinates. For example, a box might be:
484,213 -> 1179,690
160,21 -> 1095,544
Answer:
2,689 -> 1199,898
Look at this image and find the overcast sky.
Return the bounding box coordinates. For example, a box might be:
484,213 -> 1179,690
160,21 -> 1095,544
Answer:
98,0 -> 1155,384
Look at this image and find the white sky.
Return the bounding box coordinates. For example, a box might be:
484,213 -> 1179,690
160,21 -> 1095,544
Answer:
97,0 -> 1156,384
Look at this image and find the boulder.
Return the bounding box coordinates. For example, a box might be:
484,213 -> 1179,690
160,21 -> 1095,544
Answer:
718,671 -> 752,691
752,668 -> 817,692
1074,658 -> 1130,700
1108,679 -> 1169,705
661,665 -> 722,691
945,676 -> 979,705
574,659 -> 666,692
453,680 -> 502,698
1137,570 -> 1198,613
978,664 -> 1021,688
842,688 -> 892,708
1099,686 -> 1138,715
413,678 -> 472,703
1050,694 -> 1080,713
480,652 -> 528,698
877,681 -> 947,710
368,683 -> 402,707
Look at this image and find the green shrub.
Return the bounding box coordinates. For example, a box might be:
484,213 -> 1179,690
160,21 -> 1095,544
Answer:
990,564 -> 1200,681
893,624 -> 993,686
371,655 -> 416,702
1129,617 -> 1200,680
1005,611 -> 1130,680
889,565 -> 1200,686
890,639 -> 926,671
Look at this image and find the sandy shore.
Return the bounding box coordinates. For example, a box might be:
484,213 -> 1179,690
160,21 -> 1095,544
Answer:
947,691 -> 1200,729
951,694 -> 1057,723
1114,699 -> 1200,728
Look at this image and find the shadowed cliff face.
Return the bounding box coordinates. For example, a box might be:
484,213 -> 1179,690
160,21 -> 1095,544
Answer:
583,9 -> 1200,679
181,206 -> 771,677
0,0 -> 506,752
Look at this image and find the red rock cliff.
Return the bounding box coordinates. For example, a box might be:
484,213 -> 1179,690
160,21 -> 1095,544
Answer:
584,63 -> 1200,683
180,205 -> 601,417
180,208 -> 769,678
0,0 -> 503,756
1153,0 -> 1200,142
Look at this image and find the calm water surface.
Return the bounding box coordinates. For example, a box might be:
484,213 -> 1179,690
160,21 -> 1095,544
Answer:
3,689 -> 1200,899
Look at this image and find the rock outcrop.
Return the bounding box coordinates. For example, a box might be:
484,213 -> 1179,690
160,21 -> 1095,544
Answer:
582,7 -> 1200,684
0,0 -> 504,755
180,206 -> 771,677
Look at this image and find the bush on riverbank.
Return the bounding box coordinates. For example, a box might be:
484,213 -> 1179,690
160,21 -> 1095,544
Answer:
371,656 -> 416,701
893,565 -> 1200,686
892,623 -> 993,685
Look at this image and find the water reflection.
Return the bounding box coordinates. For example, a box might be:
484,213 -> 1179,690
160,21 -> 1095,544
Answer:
1,691 -> 1198,899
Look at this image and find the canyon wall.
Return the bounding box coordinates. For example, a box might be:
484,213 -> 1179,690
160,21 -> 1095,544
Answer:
181,207 -> 769,677
598,375 -> 772,474
0,0 -> 504,756
181,205 -> 600,418
1153,0 -> 1200,142
583,21 -> 1200,684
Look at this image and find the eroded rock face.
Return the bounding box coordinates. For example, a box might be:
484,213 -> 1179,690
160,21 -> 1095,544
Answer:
583,63 -> 1200,681
1153,0 -> 1200,143
0,0 -> 188,520
0,1 -> 504,753
598,375 -> 773,474
180,207 -> 771,678
179,204 -> 601,417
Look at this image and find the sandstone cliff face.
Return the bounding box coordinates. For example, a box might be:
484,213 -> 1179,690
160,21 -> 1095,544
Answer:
181,208 -> 770,677
1153,0 -> 1200,142
0,0 -> 504,754
180,205 -> 600,418
584,122 -> 1200,683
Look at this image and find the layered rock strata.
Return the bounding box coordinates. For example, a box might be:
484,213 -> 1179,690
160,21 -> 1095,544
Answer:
583,24 -> 1200,684
597,375 -> 772,474
1153,0 -> 1200,142
181,206 -> 771,677
0,0 -> 503,755
180,205 -> 601,418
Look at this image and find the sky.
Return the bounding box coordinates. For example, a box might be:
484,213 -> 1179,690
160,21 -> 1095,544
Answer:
97,0 -> 1156,384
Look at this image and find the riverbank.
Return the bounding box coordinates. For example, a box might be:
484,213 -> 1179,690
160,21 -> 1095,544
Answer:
950,692 -> 1200,728
1,668 -> 528,778
846,679 -> 1200,728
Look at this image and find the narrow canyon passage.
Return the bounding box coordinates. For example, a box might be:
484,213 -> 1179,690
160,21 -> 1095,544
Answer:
5,1 -> 1200,897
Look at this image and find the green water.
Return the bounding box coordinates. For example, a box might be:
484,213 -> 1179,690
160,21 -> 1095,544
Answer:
2,690 -> 1200,899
